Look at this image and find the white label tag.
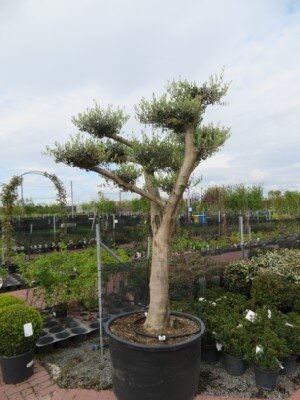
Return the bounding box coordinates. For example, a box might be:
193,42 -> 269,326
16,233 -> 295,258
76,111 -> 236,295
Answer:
27,360 -> 33,368
245,310 -> 256,322
52,312 -> 56,317
114,220 -> 118,223
285,322 -> 294,327
256,345 -> 263,354
23,323 -> 33,337
216,343 -> 223,351
158,335 -> 166,341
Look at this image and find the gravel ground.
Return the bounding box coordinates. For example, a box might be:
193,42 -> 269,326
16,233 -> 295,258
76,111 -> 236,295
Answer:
39,337 -> 300,399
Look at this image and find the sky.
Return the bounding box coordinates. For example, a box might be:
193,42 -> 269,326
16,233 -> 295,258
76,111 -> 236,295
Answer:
0,0 -> 300,205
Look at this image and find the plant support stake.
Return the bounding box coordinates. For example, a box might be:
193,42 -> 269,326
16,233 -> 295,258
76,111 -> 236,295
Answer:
96,223 -> 104,357
239,215 -> 245,260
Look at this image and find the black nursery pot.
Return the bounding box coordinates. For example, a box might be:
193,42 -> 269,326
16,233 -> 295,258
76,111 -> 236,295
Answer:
201,339 -> 220,364
105,311 -> 205,400
281,355 -> 297,375
0,349 -> 34,384
254,365 -> 280,391
222,352 -> 248,376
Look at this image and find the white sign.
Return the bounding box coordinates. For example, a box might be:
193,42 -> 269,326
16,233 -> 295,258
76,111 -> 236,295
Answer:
158,335 -> 166,341
245,310 -> 256,322
23,323 -> 33,337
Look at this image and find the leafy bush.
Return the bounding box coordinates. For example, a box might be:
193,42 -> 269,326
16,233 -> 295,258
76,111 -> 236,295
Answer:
19,247 -> 130,309
169,276 -> 194,301
223,260 -> 258,296
0,304 -> 42,357
273,312 -> 300,356
251,270 -> 298,312
0,294 -> 24,309
243,308 -> 290,369
214,313 -> 252,358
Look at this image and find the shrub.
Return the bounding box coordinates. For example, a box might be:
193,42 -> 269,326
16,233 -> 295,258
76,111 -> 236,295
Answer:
244,308 -> 290,369
0,294 -> 24,309
169,276 -> 194,301
0,304 -> 42,357
251,270 -> 297,311
214,313 -> 252,358
223,260 -> 258,296
274,312 -> 300,356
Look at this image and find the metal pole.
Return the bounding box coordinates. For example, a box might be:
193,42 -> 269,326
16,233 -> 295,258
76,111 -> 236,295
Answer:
96,223 -> 104,357
1,225 -> 5,264
53,215 -> 56,240
20,177 -> 24,215
239,215 -> 245,260
70,181 -> 74,218
187,187 -> 191,223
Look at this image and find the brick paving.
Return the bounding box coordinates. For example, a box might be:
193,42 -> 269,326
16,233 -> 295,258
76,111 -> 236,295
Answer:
1,360 -> 300,400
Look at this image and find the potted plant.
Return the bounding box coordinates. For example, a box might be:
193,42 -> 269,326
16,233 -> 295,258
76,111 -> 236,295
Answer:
47,75 -> 230,400
273,311 -> 300,375
0,302 -> 43,383
214,313 -> 250,376
19,248 -> 76,317
245,310 -> 290,391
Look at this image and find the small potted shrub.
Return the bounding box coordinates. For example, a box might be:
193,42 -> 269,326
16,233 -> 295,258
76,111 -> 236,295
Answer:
0,303 -> 43,383
214,313 -> 250,376
274,312 -> 300,375
246,311 -> 290,391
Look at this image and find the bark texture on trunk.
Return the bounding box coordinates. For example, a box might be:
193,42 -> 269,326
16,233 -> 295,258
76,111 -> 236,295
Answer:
144,224 -> 171,332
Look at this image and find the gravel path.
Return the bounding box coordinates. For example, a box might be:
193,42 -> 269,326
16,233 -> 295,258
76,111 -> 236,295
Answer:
39,337 -> 300,399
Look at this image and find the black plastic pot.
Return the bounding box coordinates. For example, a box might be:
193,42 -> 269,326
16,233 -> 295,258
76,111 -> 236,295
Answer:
36,336 -> 55,354
105,311 -> 205,400
0,349 -> 34,384
201,339 -> 220,364
254,365 -> 280,391
55,331 -> 70,348
281,355 -> 297,375
52,305 -> 68,318
222,352 -> 248,376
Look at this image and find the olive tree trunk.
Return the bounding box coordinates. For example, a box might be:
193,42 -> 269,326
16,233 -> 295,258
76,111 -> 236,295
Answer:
144,219 -> 172,332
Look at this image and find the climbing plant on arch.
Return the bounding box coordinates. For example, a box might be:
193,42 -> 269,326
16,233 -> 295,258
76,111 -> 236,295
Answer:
0,172 -> 67,264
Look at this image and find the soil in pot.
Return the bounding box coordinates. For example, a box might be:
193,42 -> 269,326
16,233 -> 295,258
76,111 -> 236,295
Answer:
106,311 -> 205,400
222,352 -> 248,376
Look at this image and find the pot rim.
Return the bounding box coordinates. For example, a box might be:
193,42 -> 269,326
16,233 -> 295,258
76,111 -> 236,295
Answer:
105,310 -> 205,351
0,348 -> 34,360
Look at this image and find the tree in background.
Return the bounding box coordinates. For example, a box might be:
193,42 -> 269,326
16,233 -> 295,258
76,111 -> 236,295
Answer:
47,75 -> 230,332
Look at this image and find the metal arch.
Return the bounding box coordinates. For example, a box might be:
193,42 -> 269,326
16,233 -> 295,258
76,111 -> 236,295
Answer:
19,170 -> 66,208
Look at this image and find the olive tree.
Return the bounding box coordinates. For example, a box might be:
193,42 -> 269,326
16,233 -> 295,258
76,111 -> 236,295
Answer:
47,76 -> 230,333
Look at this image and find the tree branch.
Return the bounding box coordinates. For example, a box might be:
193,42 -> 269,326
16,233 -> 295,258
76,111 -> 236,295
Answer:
90,166 -> 165,207
109,133 -> 133,148
167,126 -> 199,214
